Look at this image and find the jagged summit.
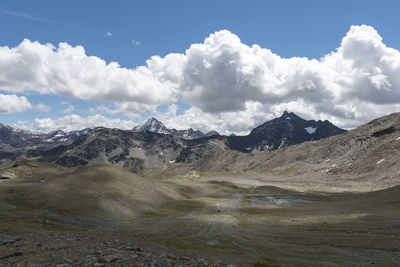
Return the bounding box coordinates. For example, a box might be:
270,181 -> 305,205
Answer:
280,111 -> 302,120
132,117 -> 206,139
0,111 -> 347,169
132,117 -> 170,134
229,111 -> 346,152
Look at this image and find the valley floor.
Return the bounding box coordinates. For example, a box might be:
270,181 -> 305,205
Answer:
1,163 -> 400,266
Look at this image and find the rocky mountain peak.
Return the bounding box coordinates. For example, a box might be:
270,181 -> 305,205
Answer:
228,112 -> 346,152
279,111 -> 303,121
132,117 -> 170,134
131,117 -> 208,139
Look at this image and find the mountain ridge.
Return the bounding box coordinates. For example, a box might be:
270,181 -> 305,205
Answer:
131,117 -> 219,139
0,112 -> 346,170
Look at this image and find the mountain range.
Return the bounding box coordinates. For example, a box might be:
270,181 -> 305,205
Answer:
131,117 -> 219,138
0,112 -> 345,171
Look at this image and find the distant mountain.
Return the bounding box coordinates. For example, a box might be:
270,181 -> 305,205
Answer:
175,111 -> 346,162
0,112 -> 345,170
229,111 -> 346,152
0,123 -> 80,149
132,117 -> 214,139
227,111 -> 346,152
193,112 -> 400,191
132,117 -> 170,134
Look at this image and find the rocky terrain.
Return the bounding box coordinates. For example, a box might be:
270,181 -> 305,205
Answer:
132,117 -> 219,139
0,158 -> 400,266
190,111 -> 400,191
1,112 -> 400,266
0,112 -> 345,171
228,111 -> 346,152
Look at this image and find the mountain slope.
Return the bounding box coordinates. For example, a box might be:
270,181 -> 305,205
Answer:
175,112 -> 346,161
132,117 -> 207,139
0,112 -> 345,170
192,112 -> 400,190
227,111 -> 346,152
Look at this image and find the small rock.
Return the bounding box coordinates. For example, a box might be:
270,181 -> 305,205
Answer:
2,240 -> 17,245
99,255 -> 119,263
125,246 -> 142,252
0,171 -> 16,179
198,258 -> 208,265
0,252 -> 23,259
167,254 -> 177,260
52,255 -> 73,264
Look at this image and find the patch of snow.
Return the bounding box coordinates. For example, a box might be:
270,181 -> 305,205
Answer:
169,160 -> 175,163
264,196 -> 310,205
246,147 -> 251,151
396,137 -> 400,140
304,126 -> 317,134
285,117 -> 291,120
278,139 -> 285,149
376,159 -> 385,165
331,164 -> 337,167
325,159 -> 330,162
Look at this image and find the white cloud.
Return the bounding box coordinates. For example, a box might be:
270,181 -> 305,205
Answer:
35,103 -> 51,112
2,25 -> 400,133
105,32 -> 112,37
131,40 -> 141,46
31,114 -> 136,132
0,94 -> 31,113
89,102 -> 154,119
157,102 -> 272,135
0,39 -> 177,105
61,104 -> 75,114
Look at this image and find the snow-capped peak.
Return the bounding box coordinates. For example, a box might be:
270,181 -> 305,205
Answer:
132,117 -> 207,138
132,117 -> 170,134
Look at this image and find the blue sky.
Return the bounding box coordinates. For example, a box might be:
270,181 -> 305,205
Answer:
1,1 -> 400,133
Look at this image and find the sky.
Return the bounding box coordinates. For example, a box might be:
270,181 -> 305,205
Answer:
1,0 -> 400,134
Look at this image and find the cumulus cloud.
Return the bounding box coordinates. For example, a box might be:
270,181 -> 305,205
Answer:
35,103 -> 51,112
0,94 -> 31,113
89,102 -> 155,119
61,103 -> 75,114
156,102 -> 272,135
2,25 -> 400,132
31,114 -> 136,132
105,32 -> 112,37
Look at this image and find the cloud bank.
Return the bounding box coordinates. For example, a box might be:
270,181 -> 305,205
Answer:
0,94 -> 31,114
32,114 -> 136,133
1,25 -> 400,133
